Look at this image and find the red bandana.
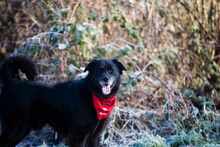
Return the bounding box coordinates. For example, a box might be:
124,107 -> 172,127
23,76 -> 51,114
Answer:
92,93 -> 116,120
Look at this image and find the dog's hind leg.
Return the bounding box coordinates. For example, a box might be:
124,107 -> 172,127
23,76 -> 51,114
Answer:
0,133 -> 17,147
0,129 -> 29,147
0,116 -> 5,138
0,120 -> 2,137
0,123 -> 31,147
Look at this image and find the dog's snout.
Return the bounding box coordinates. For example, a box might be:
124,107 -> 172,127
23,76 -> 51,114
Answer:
103,77 -> 108,82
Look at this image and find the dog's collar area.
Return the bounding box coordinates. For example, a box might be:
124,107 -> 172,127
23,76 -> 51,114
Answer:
92,93 -> 116,120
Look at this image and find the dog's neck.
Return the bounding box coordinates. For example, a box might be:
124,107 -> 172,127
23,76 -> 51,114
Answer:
92,93 -> 116,120
83,77 -> 117,120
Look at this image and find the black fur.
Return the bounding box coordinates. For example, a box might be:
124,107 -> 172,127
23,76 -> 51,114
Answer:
0,57 -> 125,147
0,56 -> 37,83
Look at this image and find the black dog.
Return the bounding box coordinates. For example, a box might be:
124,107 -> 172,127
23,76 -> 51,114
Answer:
0,56 -> 125,147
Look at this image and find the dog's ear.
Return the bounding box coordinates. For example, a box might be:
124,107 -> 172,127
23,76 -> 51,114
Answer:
112,59 -> 126,74
84,59 -> 98,72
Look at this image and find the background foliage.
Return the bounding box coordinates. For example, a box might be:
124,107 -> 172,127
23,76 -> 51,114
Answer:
0,0 -> 220,146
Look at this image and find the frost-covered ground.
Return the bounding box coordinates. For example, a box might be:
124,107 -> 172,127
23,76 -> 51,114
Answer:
17,127 -> 65,147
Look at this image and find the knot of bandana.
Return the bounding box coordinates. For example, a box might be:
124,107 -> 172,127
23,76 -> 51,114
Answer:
92,94 -> 116,120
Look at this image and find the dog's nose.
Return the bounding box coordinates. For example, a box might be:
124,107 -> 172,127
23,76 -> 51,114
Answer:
103,77 -> 108,82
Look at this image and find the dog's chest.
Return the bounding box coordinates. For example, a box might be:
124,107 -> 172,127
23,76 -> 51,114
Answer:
73,101 -> 97,127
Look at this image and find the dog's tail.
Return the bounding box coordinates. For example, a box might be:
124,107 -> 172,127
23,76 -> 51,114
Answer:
0,56 -> 37,85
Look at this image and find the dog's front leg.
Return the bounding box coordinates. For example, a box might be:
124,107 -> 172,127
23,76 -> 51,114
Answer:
85,120 -> 109,147
66,134 -> 85,147
83,134 -> 100,147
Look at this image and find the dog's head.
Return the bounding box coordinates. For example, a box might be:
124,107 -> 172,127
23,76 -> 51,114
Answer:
85,59 -> 126,98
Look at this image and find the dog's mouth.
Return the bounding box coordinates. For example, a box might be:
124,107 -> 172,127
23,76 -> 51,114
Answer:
98,76 -> 116,96
101,85 -> 112,95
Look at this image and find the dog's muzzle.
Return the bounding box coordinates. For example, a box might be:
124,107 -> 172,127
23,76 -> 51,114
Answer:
100,77 -> 115,95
